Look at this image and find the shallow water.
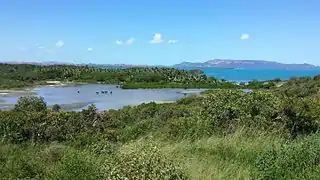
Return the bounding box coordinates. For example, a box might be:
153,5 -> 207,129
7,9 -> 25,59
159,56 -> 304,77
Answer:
0,84 -> 204,111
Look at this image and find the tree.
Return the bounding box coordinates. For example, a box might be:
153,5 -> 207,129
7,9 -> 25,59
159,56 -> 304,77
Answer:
52,104 -> 61,112
313,74 -> 320,81
14,96 -> 47,112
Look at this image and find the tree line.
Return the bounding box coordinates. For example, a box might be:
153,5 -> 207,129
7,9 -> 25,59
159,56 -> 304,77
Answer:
0,63 -> 278,89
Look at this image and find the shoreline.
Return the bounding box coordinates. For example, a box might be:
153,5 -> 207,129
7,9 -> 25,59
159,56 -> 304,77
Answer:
0,83 -> 204,112
0,78 -> 285,92
0,81 -> 212,94
0,81 -> 87,92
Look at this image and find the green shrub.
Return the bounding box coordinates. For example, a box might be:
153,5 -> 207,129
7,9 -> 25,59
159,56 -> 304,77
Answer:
14,96 -> 47,112
0,143 -> 45,179
41,143 -> 66,164
195,90 -> 283,135
166,116 -> 212,141
108,143 -> 188,179
50,149 -> 105,180
280,97 -> 320,138
52,104 -> 61,112
254,134 -> 320,180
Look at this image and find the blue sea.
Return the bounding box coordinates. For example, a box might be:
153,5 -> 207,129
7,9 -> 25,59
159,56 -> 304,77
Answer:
183,68 -> 320,82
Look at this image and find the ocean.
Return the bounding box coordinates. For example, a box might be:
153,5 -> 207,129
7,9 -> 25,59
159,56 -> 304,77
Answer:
104,66 -> 320,82
182,68 -> 320,82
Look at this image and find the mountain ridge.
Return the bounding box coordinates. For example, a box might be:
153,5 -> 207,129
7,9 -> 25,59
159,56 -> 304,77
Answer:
174,59 -> 319,69
1,59 -> 319,69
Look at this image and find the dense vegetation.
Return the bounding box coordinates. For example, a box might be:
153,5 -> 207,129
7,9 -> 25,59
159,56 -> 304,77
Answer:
0,63 -> 274,89
1,63 -> 320,179
273,75 -> 320,98
1,86 -> 320,179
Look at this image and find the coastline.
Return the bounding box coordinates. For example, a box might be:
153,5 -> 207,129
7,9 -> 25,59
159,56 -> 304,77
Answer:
0,81 -> 87,92
0,83 -> 204,111
0,81 -> 87,109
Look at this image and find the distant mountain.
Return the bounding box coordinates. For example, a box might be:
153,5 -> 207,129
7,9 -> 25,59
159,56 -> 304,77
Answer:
2,59 -> 318,70
1,61 -> 73,66
174,59 -> 319,69
0,61 -> 149,68
86,63 -> 149,68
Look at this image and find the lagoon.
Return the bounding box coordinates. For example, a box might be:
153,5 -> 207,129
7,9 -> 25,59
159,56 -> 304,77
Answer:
0,84 -> 204,111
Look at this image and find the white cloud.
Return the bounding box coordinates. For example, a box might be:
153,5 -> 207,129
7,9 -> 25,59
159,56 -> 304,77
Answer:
240,33 -> 250,40
55,40 -> 64,47
87,47 -> 93,51
116,40 -> 123,45
116,38 -> 135,45
149,33 -> 163,44
168,40 -> 178,44
125,37 -> 135,45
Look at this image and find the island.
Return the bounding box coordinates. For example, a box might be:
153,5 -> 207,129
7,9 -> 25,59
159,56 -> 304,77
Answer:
174,59 -> 320,69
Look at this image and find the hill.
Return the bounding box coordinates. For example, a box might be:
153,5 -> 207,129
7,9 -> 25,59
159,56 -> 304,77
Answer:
2,59 -> 319,70
174,59 -> 319,69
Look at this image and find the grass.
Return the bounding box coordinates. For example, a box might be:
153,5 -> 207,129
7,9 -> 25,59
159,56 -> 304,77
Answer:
119,130 -> 320,180
152,131 -> 283,180
1,131 -> 319,179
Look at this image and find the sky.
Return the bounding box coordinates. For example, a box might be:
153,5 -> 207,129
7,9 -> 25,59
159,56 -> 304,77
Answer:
0,0 -> 320,65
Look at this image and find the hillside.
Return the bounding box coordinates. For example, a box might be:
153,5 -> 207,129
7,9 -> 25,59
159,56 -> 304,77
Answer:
174,59 -> 319,69
1,63 -> 320,179
1,88 -> 320,179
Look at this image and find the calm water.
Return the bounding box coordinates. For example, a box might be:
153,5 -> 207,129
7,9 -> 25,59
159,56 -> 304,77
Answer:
1,68 -> 319,111
184,68 -> 320,82
0,84 -> 203,111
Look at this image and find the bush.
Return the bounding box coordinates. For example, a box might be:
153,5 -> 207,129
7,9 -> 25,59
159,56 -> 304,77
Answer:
41,143 -> 66,164
50,149 -> 105,180
280,97 -> 320,138
14,96 -> 47,112
0,144 -> 45,179
52,104 -> 61,112
107,143 -> 188,179
50,143 -> 188,180
195,90 -> 282,135
254,134 -> 320,180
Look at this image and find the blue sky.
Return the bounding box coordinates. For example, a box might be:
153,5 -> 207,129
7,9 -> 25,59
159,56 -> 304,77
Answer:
0,0 -> 319,65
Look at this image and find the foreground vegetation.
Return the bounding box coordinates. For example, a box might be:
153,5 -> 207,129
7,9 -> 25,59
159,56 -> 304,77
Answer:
1,85 -> 320,179
1,63 -> 320,179
0,63 -> 276,90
